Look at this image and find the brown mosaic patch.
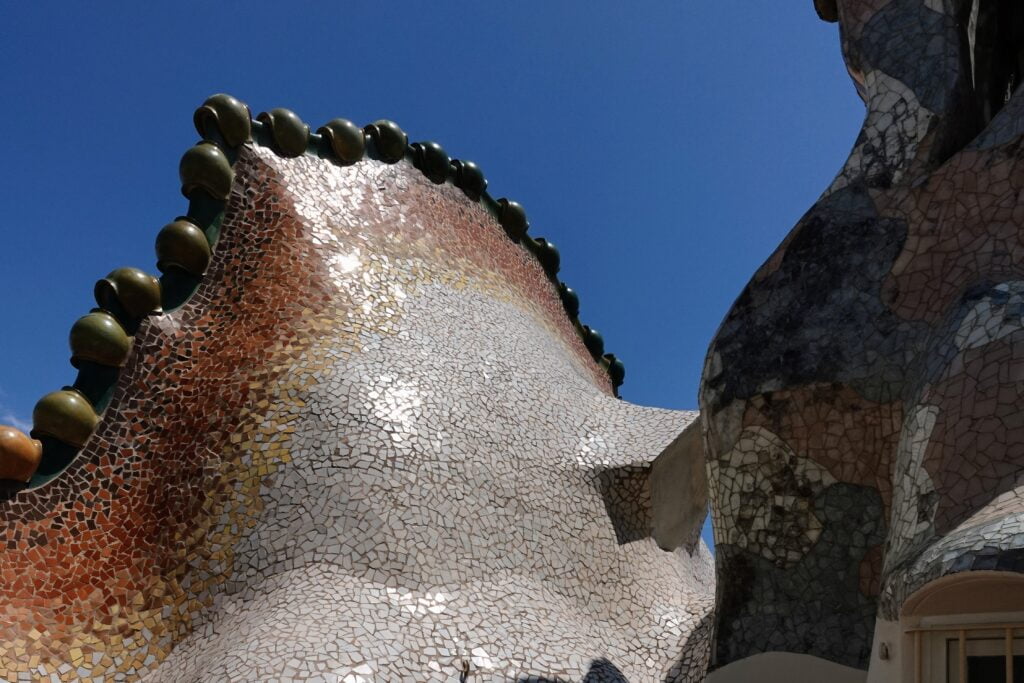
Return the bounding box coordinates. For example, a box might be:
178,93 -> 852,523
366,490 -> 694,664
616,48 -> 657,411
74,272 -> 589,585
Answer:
743,383 -> 901,510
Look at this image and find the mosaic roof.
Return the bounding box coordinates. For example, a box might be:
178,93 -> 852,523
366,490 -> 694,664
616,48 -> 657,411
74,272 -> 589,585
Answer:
703,0 -> 1024,673
0,94 -> 713,681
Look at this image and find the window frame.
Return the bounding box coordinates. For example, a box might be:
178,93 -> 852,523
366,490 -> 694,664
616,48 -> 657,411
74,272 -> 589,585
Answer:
905,622 -> 1024,682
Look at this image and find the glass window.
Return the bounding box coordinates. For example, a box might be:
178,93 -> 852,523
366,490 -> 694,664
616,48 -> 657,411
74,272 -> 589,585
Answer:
965,654 -> 1024,682
943,635 -> 1024,683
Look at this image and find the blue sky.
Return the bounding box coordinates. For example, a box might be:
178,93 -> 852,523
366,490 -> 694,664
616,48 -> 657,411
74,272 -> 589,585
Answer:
0,3 -> 864,547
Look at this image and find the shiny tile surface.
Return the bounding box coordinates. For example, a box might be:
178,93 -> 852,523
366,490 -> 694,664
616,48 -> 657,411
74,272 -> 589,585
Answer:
703,0 -> 1024,671
0,143 -> 712,681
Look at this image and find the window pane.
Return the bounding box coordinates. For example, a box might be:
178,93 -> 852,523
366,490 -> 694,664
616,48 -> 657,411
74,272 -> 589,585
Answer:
968,655 -> 1006,682
967,655 -> 1007,683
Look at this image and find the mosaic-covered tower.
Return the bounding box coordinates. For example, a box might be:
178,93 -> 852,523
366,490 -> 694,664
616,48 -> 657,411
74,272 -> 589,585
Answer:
0,96 -> 714,681
703,1 -> 1024,682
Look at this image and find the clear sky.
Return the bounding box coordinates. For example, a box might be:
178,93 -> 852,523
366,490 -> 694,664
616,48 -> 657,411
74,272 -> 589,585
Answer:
0,3 -> 864,548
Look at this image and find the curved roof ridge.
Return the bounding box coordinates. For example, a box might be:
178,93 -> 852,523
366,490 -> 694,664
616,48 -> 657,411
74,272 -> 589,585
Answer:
235,97 -> 624,391
0,93 -> 626,491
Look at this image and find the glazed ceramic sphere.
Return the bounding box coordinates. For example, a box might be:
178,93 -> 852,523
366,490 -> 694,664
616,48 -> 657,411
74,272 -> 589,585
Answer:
411,141 -> 450,184
69,311 -> 132,368
194,93 -> 252,148
814,0 -> 838,22
179,141 -> 234,200
364,119 -> 408,162
31,388 -> 98,448
257,108 -> 310,158
155,219 -> 212,277
94,267 -> 162,319
317,118 -> 366,165
452,159 -> 487,201
497,198 -> 528,241
0,426 -> 42,483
